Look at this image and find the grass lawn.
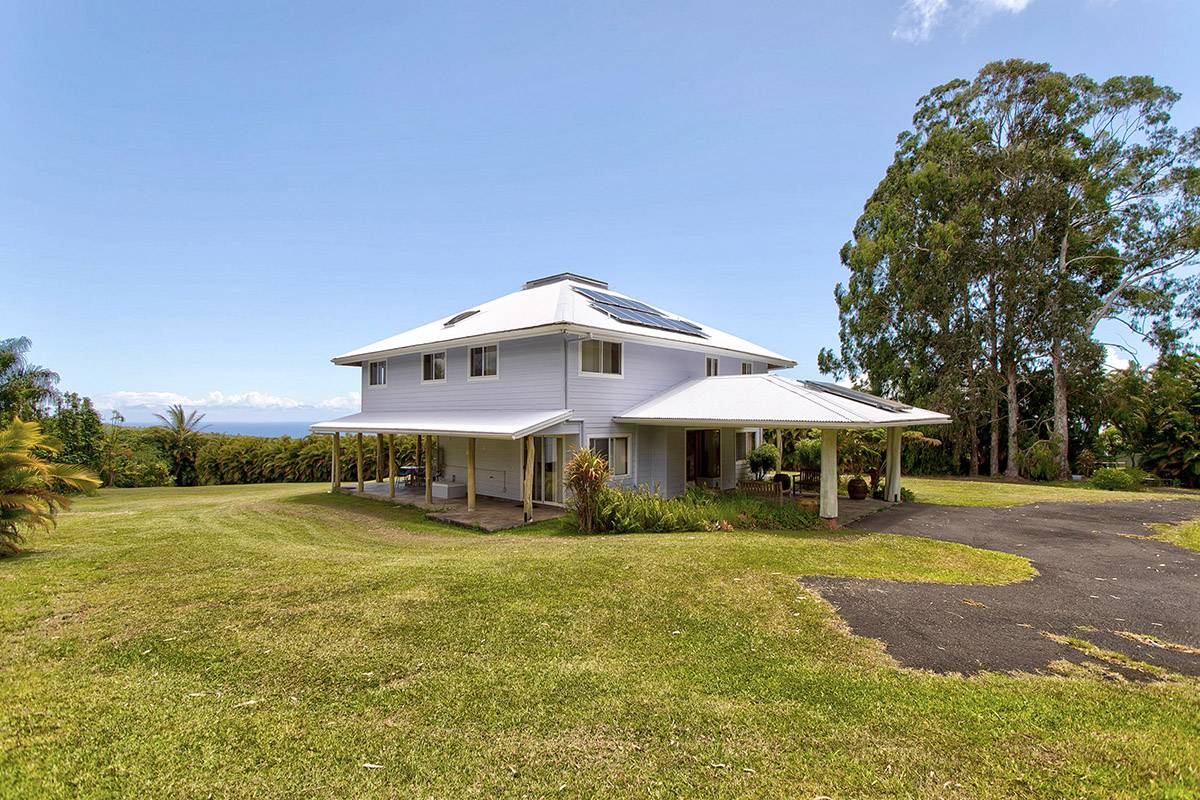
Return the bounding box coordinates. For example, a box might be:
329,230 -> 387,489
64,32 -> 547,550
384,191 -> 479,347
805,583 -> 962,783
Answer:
1149,517 -> 1200,552
905,475 -> 1196,507
1,484 -> 1197,798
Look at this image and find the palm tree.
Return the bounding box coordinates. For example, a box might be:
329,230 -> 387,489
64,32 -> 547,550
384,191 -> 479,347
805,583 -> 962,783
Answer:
0,337 -> 60,422
153,405 -> 207,486
0,418 -> 101,555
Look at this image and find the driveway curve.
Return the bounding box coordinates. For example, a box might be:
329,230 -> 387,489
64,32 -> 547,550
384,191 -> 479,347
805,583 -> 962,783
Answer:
803,499 -> 1200,677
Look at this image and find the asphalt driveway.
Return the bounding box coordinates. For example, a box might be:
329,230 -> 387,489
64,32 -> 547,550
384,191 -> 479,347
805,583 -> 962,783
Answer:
803,498 -> 1200,677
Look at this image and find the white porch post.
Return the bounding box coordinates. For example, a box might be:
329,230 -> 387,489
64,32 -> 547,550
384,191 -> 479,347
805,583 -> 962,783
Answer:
523,435 -> 534,523
819,428 -> 838,524
331,432 -> 341,492
885,427 -> 903,503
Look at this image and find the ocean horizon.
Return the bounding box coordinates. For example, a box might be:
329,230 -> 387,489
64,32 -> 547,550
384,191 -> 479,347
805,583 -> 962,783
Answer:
126,421 -> 317,438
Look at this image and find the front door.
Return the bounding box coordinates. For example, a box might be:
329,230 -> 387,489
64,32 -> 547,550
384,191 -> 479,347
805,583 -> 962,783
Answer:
532,436 -> 562,504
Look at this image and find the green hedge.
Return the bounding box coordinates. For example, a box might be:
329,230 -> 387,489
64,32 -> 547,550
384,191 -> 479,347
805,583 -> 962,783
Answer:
586,486 -> 820,533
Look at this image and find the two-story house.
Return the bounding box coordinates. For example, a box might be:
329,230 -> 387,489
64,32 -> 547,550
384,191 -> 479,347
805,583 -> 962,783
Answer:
312,273 -> 948,524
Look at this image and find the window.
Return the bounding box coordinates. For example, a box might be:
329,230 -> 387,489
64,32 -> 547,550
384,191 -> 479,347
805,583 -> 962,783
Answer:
706,356 -> 719,377
469,344 -> 498,379
422,351 -> 446,382
590,435 -> 630,477
581,339 -> 622,376
736,431 -> 757,461
741,361 -> 754,375
368,360 -> 387,387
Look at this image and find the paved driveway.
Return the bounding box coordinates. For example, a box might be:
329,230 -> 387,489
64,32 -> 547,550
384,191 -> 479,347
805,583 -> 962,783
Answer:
803,499 -> 1200,677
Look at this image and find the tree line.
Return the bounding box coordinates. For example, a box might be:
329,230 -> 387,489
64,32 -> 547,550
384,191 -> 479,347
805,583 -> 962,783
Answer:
821,59 -> 1200,482
0,337 -> 418,489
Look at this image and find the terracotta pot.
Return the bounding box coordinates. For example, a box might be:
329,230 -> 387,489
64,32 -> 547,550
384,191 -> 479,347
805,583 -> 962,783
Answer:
847,477 -> 869,500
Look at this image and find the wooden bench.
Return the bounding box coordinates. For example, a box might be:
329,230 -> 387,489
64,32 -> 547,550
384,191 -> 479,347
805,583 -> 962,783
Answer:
736,480 -> 783,503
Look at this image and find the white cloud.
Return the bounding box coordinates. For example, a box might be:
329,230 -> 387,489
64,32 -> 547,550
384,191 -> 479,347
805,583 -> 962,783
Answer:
894,0 -> 1034,41
1104,346 -> 1131,372
97,389 -> 360,413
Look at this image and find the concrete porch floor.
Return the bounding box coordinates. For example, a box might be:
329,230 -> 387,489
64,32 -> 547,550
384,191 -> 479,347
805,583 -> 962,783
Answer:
336,481 -> 564,531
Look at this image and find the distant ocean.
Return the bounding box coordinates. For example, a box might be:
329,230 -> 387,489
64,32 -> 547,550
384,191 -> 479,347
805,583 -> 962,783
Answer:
127,421 -> 317,438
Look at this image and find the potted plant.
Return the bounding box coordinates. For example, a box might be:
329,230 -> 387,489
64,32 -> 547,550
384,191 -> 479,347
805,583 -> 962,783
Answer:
839,431 -> 878,501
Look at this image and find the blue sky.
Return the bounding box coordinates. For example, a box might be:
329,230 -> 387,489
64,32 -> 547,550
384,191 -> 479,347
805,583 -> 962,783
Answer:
4,0 -> 1197,422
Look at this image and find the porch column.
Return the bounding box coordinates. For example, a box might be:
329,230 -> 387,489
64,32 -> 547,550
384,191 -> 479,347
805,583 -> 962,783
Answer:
331,432 -> 341,491
885,427 -> 903,503
467,437 -> 477,512
522,435 -> 534,523
424,435 -> 433,505
375,434 -> 384,482
819,428 -> 838,524
388,434 -> 396,499
356,433 -> 364,493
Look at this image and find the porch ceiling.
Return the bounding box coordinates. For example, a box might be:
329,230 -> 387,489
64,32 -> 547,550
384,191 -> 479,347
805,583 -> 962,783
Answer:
309,409 -> 573,439
613,375 -> 951,429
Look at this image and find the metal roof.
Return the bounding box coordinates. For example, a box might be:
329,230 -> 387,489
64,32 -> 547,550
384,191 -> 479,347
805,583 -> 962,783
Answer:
309,409 -> 573,439
332,275 -> 795,368
613,375 -> 951,429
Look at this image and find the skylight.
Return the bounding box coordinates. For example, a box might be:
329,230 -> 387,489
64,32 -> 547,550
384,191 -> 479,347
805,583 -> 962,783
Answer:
444,309 -> 480,327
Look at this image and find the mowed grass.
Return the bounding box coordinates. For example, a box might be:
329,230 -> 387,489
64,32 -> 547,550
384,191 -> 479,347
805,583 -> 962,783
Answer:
905,475 -> 1195,507
1150,517 -> 1200,552
0,485 -> 1196,799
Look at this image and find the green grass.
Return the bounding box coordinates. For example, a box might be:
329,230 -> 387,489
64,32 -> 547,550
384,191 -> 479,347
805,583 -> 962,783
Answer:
1,484 -> 1197,798
905,475 -> 1196,507
1149,517 -> 1200,552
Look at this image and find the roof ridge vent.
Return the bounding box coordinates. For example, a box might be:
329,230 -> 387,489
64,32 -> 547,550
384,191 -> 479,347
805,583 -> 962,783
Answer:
522,272 -> 608,290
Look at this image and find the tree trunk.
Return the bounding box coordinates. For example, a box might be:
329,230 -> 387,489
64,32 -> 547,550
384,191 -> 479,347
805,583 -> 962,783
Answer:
1005,359 -> 1020,478
989,396 -> 1000,476
968,419 -> 980,477
1051,336 -> 1071,479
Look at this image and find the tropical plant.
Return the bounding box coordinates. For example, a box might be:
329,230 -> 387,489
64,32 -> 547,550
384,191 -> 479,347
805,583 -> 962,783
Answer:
0,418 -> 100,555
153,405 -> 207,486
0,337 -> 60,422
564,447 -> 611,533
42,392 -> 104,470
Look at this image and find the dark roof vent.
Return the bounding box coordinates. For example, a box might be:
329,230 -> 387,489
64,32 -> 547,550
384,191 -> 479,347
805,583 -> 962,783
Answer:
444,309 -> 480,327
522,272 -> 608,290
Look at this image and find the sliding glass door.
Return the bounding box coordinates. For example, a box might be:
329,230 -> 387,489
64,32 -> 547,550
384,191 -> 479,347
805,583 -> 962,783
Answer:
532,436 -> 563,504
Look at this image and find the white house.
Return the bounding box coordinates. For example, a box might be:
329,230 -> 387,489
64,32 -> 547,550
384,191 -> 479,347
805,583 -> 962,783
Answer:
312,273 -> 949,523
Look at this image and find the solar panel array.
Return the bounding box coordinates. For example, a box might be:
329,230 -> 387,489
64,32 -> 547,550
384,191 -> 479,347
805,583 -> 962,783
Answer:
574,286 -> 663,315
575,286 -> 707,338
802,380 -> 912,413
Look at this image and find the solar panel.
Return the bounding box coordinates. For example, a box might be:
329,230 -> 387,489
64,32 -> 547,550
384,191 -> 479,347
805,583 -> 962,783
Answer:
590,303 -> 708,338
802,380 -> 912,413
574,286 -> 663,315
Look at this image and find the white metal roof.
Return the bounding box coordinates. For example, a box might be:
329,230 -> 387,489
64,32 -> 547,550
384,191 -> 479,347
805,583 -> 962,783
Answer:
309,409 -> 573,439
332,274 -> 795,368
613,375 -> 951,429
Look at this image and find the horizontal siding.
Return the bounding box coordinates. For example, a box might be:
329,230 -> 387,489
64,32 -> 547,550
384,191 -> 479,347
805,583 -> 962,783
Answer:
361,335 -> 566,414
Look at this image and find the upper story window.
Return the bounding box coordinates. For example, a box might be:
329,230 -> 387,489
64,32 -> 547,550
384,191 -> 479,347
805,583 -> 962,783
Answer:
469,344 -> 498,379
706,357 -> 719,377
741,361 -> 753,375
736,431 -> 758,461
367,360 -> 387,387
581,339 -> 622,376
422,351 -> 446,382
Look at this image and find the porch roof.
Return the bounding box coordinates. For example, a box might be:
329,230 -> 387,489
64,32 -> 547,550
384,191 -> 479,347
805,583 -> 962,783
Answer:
310,409 -> 573,439
613,375 -> 951,429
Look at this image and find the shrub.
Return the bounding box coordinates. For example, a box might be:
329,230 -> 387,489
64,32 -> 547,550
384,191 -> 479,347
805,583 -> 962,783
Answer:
773,472 -> 792,492
1075,449 -> 1097,477
1089,466 -> 1146,492
1021,438 -> 1063,481
900,486 -> 916,503
748,444 -> 779,479
564,447 -> 611,533
584,485 -> 819,534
